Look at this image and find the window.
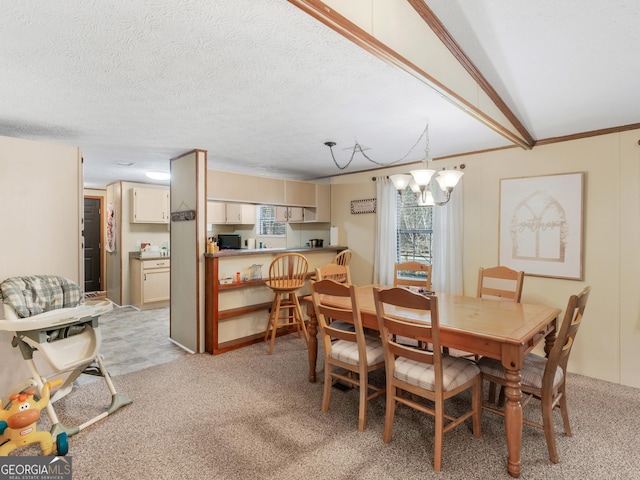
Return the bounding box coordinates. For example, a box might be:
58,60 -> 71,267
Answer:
258,205 -> 286,237
397,189 -> 433,264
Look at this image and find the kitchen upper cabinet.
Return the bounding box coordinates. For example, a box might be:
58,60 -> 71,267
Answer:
303,183 -> 331,223
207,201 -> 256,224
284,180 -> 316,207
226,203 -> 256,224
207,170 -> 285,205
206,201 -> 226,224
130,187 -> 169,223
275,206 -> 304,223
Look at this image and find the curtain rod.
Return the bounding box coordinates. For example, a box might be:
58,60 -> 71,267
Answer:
371,164 -> 465,181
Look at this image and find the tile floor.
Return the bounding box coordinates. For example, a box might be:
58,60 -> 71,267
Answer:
86,304 -> 189,380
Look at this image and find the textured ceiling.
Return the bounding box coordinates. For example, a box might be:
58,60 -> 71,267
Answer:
1,1 -> 638,188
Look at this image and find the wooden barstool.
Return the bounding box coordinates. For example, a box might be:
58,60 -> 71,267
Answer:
263,253 -> 309,354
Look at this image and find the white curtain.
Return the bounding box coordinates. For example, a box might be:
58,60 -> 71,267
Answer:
374,177 -> 397,285
432,181 -> 464,294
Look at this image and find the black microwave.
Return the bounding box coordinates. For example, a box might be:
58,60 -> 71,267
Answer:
217,234 -> 242,250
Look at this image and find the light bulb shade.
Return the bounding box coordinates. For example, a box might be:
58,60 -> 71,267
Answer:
389,174 -> 412,191
408,179 -> 421,194
410,168 -> 436,186
435,170 -> 463,190
145,171 -> 171,180
417,189 -> 435,206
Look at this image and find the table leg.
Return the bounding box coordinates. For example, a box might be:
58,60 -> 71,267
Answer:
504,368 -> 523,478
305,301 -> 318,383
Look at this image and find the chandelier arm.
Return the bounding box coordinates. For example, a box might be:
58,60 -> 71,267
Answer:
433,189 -> 451,206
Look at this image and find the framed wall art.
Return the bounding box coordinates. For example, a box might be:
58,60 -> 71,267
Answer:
350,198 -> 376,214
499,172 -> 584,280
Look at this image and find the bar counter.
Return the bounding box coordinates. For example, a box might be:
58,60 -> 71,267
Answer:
204,245 -> 344,258
204,245 -> 347,354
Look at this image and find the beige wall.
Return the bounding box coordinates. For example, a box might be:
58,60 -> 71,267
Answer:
0,136 -> 82,282
330,129 -> 640,388
0,135 -> 83,397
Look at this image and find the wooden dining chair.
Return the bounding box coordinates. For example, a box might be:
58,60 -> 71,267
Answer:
310,279 -> 385,431
309,250 -> 352,282
316,262 -> 352,285
478,286 -> 591,464
373,287 -> 482,471
466,264 -> 526,367
332,249 -> 353,267
392,261 -> 433,349
393,261 -> 432,290
315,264 -> 354,331
263,253 -> 309,355
477,265 -> 524,302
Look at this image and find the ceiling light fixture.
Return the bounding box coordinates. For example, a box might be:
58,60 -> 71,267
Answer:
324,125 -> 430,171
145,171 -> 171,180
388,124 -> 463,206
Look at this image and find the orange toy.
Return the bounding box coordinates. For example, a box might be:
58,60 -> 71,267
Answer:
0,379 -> 68,456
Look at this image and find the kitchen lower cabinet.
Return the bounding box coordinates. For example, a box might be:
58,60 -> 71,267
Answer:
131,258 -> 170,306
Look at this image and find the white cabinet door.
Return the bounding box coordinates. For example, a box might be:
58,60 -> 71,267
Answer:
225,203 -> 256,224
287,207 -> 304,222
131,187 -> 169,223
207,201 -> 226,224
225,203 -> 243,223
143,268 -> 170,303
239,204 -> 256,224
275,206 -> 288,222
275,206 -> 303,222
131,258 -> 170,306
207,202 -> 256,224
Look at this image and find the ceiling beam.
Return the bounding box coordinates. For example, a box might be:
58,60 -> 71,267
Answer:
407,0 -> 534,147
288,0 -> 534,150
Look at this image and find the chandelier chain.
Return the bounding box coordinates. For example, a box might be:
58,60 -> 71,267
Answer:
326,124 -> 430,170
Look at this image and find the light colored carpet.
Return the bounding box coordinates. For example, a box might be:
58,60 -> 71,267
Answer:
8,334 -> 640,479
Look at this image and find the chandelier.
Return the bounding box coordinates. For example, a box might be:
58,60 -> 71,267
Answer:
389,124 -> 463,206
324,123 -> 463,206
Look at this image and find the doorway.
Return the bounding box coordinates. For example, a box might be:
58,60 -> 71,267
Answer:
84,197 -> 103,293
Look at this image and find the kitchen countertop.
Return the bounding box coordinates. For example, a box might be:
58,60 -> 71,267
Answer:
129,252 -> 170,260
204,246 -> 347,258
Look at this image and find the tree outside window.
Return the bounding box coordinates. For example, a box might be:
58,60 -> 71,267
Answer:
397,189 -> 433,265
258,205 -> 286,237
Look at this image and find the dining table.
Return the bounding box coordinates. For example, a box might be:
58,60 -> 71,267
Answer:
303,285 -> 561,478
